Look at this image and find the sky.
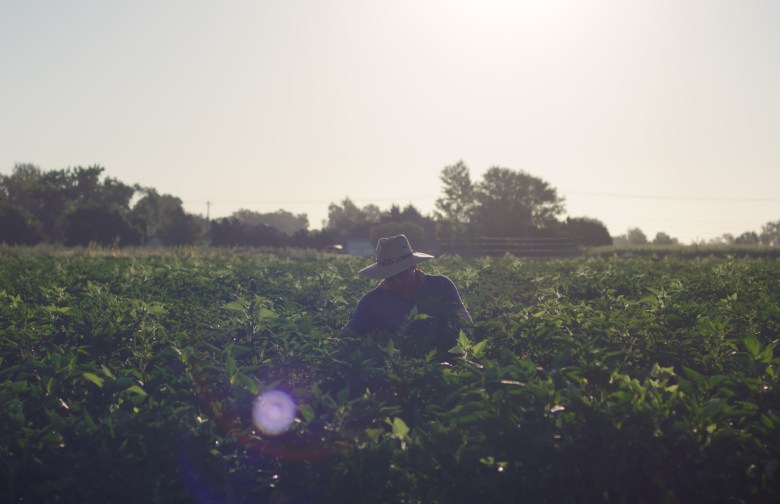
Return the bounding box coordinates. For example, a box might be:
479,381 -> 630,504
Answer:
2,0 -> 778,244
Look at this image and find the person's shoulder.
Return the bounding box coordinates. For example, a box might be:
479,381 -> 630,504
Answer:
357,285 -> 389,302
424,274 -> 458,290
426,274 -> 456,284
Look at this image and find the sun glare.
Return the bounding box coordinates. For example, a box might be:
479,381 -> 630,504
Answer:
252,390 -> 297,436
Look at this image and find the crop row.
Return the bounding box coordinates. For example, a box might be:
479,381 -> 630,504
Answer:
1,253 -> 778,502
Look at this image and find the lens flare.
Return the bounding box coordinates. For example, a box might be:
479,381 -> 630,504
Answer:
252,390 -> 296,436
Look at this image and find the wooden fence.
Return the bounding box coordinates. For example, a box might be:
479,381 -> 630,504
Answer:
436,237 -> 582,258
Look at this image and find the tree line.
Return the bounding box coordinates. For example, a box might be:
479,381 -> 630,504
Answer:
2,161 -> 775,249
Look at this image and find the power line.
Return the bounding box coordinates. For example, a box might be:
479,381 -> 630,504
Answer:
564,191 -> 780,202
185,191 -> 779,207
183,195 -> 440,207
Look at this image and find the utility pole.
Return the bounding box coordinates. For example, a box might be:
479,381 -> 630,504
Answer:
206,201 -> 212,234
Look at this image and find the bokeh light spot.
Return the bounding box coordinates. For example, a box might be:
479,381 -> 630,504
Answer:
252,390 -> 296,436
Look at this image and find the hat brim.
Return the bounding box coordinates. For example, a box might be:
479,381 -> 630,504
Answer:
358,252 -> 434,279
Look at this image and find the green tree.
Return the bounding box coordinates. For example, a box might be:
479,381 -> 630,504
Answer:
385,203 -> 427,224
369,221 -> 427,250
1,163 -> 136,243
564,217 -> 612,246
473,166 -> 565,237
708,233 -> 735,245
626,228 -> 648,245
1,164 -> 58,240
0,202 -> 43,245
734,231 -> 760,245
131,189 -> 202,245
614,227 -> 649,246
652,231 -> 678,246
760,220 -> 780,246
325,198 -> 384,237
231,208 -> 309,235
378,204 -> 436,246
1,164 -> 44,211
209,218 -> 285,247
434,160 -> 476,239
67,165 -> 134,208
156,207 -> 203,246
64,203 -> 143,246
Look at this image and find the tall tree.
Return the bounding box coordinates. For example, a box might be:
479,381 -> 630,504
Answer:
473,166 -> 565,237
209,218 -> 285,247
231,209 -> 309,235
0,202 -> 43,245
131,189 -> 202,245
370,203 -> 436,249
1,164 -> 58,240
760,220 -> 780,246
652,231 -> 678,245
564,217 -> 612,246
708,233 -> 735,245
64,203 -> 143,247
735,231 -> 760,245
434,160 -> 475,239
0,164 -> 136,242
369,221 -> 427,249
325,198 -> 384,237
626,228 -> 648,245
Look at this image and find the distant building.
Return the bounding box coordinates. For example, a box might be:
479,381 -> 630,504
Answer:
342,226 -> 375,256
344,238 -> 374,256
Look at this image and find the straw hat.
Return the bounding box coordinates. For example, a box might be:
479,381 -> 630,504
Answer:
358,234 -> 434,279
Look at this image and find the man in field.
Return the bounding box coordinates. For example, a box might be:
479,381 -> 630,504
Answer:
342,234 -> 472,355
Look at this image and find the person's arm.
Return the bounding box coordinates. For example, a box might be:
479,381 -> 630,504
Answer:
342,291 -> 373,337
455,305 -> 473,324
438,276 -> 473,324
339,324 -> 358,337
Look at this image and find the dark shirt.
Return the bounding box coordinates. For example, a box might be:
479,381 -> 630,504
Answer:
345,275 -> 469,352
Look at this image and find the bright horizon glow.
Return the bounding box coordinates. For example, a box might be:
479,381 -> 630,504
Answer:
1,0 -> 778,244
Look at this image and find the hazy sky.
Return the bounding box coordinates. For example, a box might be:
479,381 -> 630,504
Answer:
2,0 -> 778,244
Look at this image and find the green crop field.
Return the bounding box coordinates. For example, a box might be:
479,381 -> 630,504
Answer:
1,248 -> 779,503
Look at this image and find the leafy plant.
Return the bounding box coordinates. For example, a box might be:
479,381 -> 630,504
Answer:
0,251 -> 778,502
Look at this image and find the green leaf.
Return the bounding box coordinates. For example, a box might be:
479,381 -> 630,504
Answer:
151,305 -> 167,316
125,385 -> 147,397
222,302 -> 245,314
83,372 -> 104,388
12,380 -> 29,392
238,374 -> 259,395
255,307 -> 279,320
759,339 -> 778,363
101,364 -> 115,379
472,339 -> 488,357
744,334 -> 761,357
298,404 -> 315,423
457,331 -> 470,349
225,354 -> 238,376
480,456 -> 495,466
682,367 -> 705,387
639,295 -> 659,306
391,417 -> 410,440
700,399 -> 726,419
